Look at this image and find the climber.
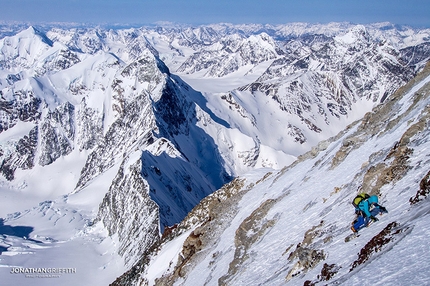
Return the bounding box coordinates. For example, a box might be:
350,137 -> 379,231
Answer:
351,193 -> 388,233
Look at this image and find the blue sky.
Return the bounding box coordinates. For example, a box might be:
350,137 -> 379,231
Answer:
1,0 -> 429,27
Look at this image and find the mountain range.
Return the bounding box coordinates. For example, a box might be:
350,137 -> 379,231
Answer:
0,22 -> 429,285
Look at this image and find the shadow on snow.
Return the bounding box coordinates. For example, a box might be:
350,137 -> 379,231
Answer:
143,76 -> 233,232
0,218 -> 42,254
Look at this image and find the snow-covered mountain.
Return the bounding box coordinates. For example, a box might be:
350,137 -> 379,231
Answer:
0,22 -> 429,285
112,61 -> 430,286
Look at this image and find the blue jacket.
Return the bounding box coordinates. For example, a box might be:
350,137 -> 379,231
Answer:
358,195 -> 378,217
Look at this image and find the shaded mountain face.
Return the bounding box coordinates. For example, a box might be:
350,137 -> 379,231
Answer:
0,26 -> 233,266
0,23 -> 430,273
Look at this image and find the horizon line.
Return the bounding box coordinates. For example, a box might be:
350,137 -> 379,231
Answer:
1,20 -> 429,30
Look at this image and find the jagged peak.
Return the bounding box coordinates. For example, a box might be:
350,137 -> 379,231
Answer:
16,26 -> 53,46
334,24 -> 371,44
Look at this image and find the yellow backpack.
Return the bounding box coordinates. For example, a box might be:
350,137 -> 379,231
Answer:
352,193 -> 370,209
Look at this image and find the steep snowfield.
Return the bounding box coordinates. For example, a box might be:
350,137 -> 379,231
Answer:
120,64 -> 430,285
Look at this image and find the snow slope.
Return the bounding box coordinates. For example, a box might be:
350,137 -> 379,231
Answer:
116,63 -> 430,285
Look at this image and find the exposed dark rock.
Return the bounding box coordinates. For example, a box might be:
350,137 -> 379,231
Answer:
409,170 -> 430,205
39,102 -> 75,166
319,263 -> 341,281
53,49 -> 80,70
154,79 -> 189,136
16,126 -> 38,169
0,126 -> 38,180
350,222 -> 407,271
96,159 -> 160,266
0,90 -> 42,133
